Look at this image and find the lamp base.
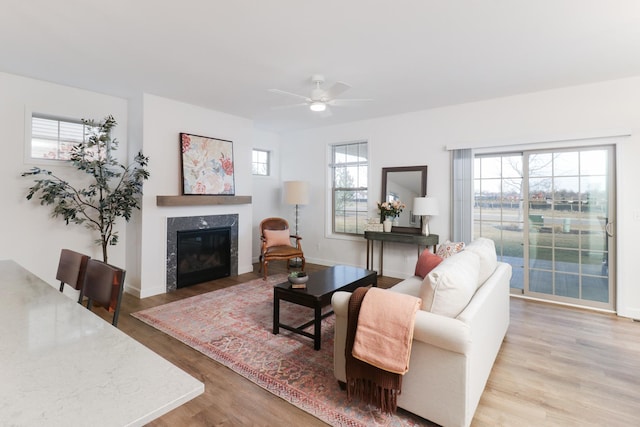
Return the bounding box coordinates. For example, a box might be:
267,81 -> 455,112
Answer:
422,216 -> 430,236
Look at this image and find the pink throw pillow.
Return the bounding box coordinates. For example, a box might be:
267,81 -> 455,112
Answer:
263,229 -> 292,248
414,250 -> 443,279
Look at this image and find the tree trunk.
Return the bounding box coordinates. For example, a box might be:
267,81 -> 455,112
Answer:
102,240 -> 108,264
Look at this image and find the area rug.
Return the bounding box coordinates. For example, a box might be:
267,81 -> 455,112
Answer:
132,274 -> 430,427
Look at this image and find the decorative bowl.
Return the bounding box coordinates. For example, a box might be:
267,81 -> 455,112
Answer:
288,273 -> 309,284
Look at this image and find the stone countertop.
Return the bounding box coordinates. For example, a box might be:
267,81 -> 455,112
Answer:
0,259 -> 204,427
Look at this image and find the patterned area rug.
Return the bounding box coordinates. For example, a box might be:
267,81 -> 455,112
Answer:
132,274 -> 429,427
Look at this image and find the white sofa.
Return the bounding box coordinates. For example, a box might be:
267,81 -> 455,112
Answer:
331,239 -> 511,427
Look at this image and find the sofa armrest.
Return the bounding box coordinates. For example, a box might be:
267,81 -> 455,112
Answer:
332,291 -> 352,317
413,310 -> 471,354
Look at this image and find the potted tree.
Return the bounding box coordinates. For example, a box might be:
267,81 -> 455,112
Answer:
22,115 -> 150,265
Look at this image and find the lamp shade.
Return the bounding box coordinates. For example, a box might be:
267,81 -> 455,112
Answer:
413,197 -> 439,216
284,181 -> 309,205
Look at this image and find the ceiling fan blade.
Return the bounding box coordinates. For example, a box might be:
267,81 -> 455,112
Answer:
324,81 -> 351,100
268,88 -> 310,102
328,98 -> 374,106
270,103 -> 308,110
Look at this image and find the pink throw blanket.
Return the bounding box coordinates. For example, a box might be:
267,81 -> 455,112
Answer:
352,287 -> 421,375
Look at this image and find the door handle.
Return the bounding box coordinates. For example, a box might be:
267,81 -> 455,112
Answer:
605,221 -> 614,237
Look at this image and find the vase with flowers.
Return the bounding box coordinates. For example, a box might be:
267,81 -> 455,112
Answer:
377,200 -> 406,232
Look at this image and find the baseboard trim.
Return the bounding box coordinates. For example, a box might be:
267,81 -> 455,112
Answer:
511,293 -> 617,315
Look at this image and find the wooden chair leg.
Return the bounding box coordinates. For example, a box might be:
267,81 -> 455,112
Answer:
263,261 -> 268,280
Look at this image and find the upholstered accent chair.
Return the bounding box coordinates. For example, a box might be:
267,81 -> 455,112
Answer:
259,217 -> 305,280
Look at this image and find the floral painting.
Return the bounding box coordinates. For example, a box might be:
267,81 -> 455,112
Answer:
180,133 -> 235,195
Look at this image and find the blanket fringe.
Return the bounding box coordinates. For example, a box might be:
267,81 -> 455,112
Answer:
346,377 -> 401,414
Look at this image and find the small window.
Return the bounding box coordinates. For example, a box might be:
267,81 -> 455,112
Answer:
330,141 -> 368,235
29,114 -> 94,161
252,149 -> 270,176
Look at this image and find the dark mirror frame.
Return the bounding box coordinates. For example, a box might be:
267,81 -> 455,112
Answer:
381,165 -> 428,234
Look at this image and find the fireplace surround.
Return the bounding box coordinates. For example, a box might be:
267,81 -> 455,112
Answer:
166,214 -> 238,292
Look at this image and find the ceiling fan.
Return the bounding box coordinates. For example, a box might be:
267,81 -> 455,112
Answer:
268,74 -> 373,114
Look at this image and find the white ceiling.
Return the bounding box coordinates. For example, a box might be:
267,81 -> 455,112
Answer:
2,0 -> 640,133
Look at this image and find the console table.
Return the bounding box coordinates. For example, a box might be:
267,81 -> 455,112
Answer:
364,231 -> 439,276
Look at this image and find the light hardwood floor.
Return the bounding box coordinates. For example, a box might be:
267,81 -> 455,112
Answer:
105,263 -> 640,426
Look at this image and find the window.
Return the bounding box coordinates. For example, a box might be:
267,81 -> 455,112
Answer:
30,114 -> 94,161
252,149 -> 270,176
330,141 -> 368,235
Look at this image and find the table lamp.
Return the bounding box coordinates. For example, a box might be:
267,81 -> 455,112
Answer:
284,181 -> 309,267
413,196 -> 439,236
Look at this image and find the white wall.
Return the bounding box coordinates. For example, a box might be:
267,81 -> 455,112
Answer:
250,129 -> 283,261
0,71 -> 129,293
135,94 -> 254,298
125,93 -> 145,296
275,76 -> 640,319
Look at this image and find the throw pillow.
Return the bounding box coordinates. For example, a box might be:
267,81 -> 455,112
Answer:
414,250 -> 443,279
435,240 -> 465,258
464,237 -> 498,287
263,229 -> 292,248
420,250 -> 480,317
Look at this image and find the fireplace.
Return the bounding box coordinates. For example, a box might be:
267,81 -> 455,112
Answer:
166,214 -> 238,292
177,227 -> 231,288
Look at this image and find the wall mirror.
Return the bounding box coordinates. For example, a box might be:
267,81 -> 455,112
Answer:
381,165 -> 428,234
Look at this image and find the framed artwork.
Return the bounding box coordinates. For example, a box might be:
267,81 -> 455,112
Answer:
180,133 -> 235,195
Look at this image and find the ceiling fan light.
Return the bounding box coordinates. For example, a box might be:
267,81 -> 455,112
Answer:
310,101 -> 326,112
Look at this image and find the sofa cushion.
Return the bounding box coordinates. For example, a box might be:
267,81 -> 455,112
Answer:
420,250 -> 480,317
464,237 -> 498,287
435,240 -> 465,258
388,276 -> 423,298
414,250 -> 443,279
263,229 -> 291,248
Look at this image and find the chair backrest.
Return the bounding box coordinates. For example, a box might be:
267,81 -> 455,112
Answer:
260,217 -> 290,233
260,217 -> 293,249
83,259 -> 126,326
56,249 -> 90,291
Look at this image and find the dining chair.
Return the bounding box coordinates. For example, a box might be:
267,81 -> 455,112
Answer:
259,217 -> 305,280
56,249 -> 90,303
82,259 -> 126,327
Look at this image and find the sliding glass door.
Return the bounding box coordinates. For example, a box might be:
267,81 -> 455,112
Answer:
474,146 -> 615,310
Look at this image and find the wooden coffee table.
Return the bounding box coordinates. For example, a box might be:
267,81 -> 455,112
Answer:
273,265 -> 377,350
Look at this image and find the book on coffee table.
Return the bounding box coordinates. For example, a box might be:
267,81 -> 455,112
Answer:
290,283 -> 306,289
